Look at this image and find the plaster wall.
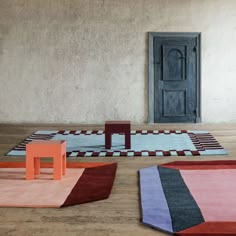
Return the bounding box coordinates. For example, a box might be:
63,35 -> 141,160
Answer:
0,0 -> 236,124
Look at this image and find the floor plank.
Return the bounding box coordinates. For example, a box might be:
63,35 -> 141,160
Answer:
0,123 -> 235,236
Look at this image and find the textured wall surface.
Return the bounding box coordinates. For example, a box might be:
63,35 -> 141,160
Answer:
0,0 -> 236,124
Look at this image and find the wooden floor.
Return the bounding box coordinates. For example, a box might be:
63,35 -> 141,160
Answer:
0,123 -> 236,236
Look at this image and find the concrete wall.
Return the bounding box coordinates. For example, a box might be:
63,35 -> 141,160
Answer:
0,0 -> 236,124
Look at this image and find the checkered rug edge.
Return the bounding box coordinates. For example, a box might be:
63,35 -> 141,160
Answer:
8,130 -> 226,157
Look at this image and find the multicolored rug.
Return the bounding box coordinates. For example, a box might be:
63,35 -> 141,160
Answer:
6,130 -> 227,157
139,161 -> 236,235
0,162 -> 117,208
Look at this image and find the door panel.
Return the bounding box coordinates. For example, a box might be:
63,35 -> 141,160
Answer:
163,90 -> 186,117
163,45 -> 187,81
153,36 -> 198,123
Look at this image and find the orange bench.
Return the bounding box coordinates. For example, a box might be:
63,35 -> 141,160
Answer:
26,140 -> 66,180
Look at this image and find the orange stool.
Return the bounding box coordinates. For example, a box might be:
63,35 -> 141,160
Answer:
26,140 -> 66,180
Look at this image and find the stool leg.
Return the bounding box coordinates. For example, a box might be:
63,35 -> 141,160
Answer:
105,132 -> 112,149
62,153 -> 66,175
53,155 -> 62,180
26,154 -> 35,180
34,157 -> 40,175
125,132 -> 131,149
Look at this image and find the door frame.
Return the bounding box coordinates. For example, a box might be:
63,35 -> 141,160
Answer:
148,32 -> 201,123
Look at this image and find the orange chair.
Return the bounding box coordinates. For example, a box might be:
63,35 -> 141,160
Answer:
26,140 -> 66,180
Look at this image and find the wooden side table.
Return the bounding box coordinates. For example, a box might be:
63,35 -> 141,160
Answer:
105,121 -> 131,149
26,140 -> 66,180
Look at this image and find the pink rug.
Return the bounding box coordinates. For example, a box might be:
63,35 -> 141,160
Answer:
0,162 -> 117,208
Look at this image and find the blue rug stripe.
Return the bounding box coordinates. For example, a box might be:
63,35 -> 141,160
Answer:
199,149 -> 227,155
139,166 -> 173,233
158,166 -> 204,232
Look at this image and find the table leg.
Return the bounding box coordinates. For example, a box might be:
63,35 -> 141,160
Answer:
105,132 -> 112,149
125,132 -> 131,149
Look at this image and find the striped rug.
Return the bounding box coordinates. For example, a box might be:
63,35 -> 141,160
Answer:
6,130 -> 227,157
139,161 -> 236,235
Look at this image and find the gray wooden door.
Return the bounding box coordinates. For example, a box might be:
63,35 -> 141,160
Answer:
151,33 -> 200,123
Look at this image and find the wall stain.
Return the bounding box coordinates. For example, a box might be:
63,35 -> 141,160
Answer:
0,25 -> 9,57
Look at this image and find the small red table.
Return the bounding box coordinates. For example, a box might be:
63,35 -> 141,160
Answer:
105,120 -> 131,149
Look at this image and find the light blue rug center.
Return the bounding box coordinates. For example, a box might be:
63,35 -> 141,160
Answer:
51,133 -> 196,152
